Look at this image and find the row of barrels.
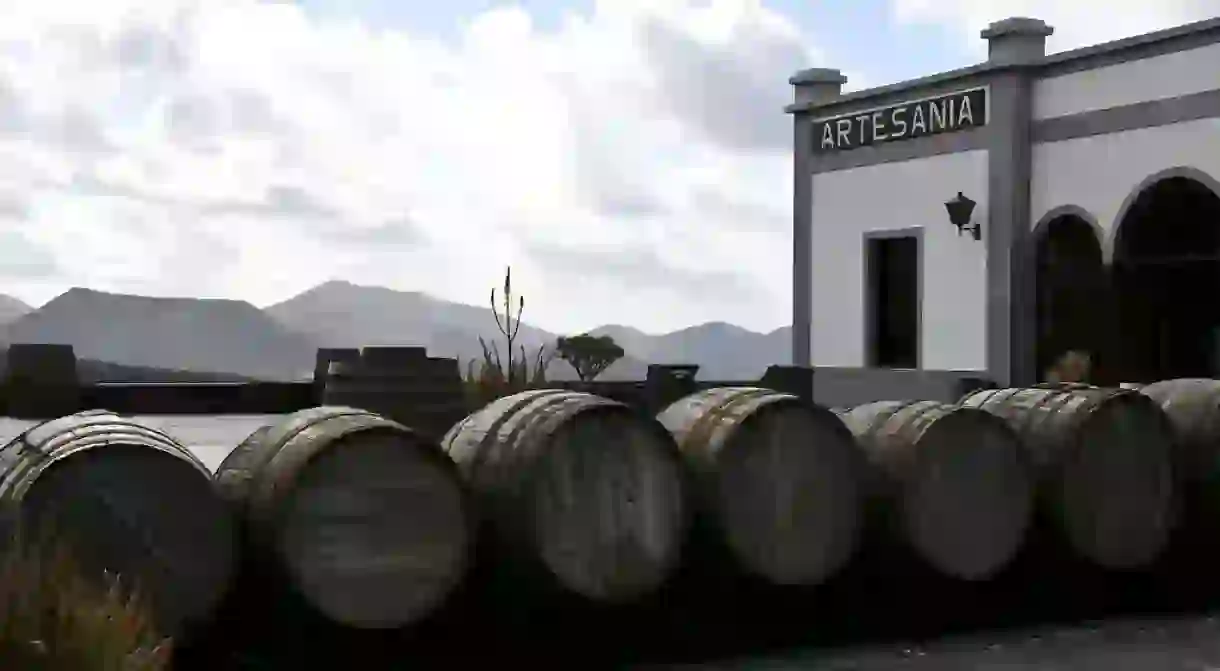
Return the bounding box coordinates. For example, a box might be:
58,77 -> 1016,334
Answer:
6,380 -> 1220,645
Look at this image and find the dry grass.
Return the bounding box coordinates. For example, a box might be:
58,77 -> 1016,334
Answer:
0,527 -> 171,670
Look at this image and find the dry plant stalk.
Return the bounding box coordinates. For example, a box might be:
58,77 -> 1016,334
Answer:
462,267 -> 555,407
0,526 -> 171,671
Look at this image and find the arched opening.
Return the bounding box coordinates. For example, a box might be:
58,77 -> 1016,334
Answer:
1034,212 -> 1108,381
1112,173 -> 1220,382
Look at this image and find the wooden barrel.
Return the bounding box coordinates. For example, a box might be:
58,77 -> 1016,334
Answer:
1138,378 -> 1220,489
443,389 -> 689,603
960,386 -> 1178,570
657,387 -> 863,586
214,406 -> 473,629
322,357 -> 467,441
0,409 -> 235,635
835,400 -> 1033,581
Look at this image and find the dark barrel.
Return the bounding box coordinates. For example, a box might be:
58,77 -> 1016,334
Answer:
1138,378 -> 1220,493
2,343 -> 81,418
443,389 -> 689,603
960,386 -> 1178,570
0,409 -> 236,635
321,353 -> 467,441
213,406 -> 473,629
657,387 -> 863,587
835,400 -> 1033,581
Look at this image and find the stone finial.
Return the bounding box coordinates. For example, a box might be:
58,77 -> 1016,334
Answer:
790,68 -> 847,107
981,17 -> 1054,64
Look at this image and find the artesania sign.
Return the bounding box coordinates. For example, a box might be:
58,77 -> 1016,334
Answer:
814,88 -> 987,153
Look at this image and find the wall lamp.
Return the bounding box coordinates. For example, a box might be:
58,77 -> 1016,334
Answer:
945,192 -> 981,241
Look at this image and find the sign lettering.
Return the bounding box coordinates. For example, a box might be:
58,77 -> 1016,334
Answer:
814,88 -> 987,153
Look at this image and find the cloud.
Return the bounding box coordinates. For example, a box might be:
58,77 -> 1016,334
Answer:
889,0 -> 1220,55
0,0 -> 812,332
0,228 -> 60,278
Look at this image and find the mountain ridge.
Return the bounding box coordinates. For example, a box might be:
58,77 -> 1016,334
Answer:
0,283 -> 791,381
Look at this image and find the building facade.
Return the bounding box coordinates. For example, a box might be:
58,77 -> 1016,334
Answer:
788,16 -> 1220,407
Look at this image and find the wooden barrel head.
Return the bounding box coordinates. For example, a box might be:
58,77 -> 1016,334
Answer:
1058,394 -> 1177,570
530,408 -> 687,602
898,408 -> 1032,581
17,439 -> 235,635
1139,378 -> 1220,482
273,424 -> 472,629
714,402 -> 861,586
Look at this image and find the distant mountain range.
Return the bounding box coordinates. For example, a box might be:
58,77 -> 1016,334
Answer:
0,280 -> 792,382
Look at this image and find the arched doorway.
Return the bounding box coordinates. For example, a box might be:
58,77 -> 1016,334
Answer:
1034,210 -> 1109,381
1112,170 -> 1220,382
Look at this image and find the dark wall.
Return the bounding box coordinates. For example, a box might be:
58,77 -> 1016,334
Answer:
0,344 -> 994,432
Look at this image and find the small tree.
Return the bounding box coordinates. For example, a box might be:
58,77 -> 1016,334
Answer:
556,333 -> 625,382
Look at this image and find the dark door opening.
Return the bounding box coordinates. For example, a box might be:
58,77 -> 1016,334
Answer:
867,234 -> 919,369
1034,214 -> 1108,381
1113,175 -> 1220,382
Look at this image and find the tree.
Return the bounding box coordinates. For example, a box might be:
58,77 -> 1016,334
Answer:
556,334 -> 625,382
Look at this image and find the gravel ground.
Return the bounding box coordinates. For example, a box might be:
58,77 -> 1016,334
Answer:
656,616 -> 1220,671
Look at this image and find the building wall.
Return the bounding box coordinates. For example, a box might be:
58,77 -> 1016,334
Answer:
810,149 -> 989,370
1031,118 -> 1220,251
1033,41 -> 1220,119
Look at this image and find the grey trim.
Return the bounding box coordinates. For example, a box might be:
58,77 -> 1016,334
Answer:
985,71 -> 1037,388
811,127 -> 988,174
787,17 -> 1220,117
812,367 -> 990,407
788,69 -> 1002,117
1106,166 -> 1220,263
792,114 -> 813,366
1038,16 -> 1220,77
1031,204 -> 1105,252
1034,88 -> 1220,144
862,227 -> 924,370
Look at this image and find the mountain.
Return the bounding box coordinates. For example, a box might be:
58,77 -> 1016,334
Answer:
266,280 -> 656,380
588,322 -> 792,380
1,288 -> 317,380
0,294 -> 31,325
268,281 -> 788,381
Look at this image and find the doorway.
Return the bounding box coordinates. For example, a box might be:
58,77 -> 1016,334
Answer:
1034,212 -> 1108,381
1112,173 -> 1220,382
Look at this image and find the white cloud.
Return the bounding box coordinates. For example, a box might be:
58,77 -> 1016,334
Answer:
0,0 -> 808,334
890,0 -> 1220,55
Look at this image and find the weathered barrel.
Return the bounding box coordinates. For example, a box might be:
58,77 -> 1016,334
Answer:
0,409 -> 235,635
322,354 -> 467,441
443,389 -> 689,603
657,387 -> 863,586
835,400 -> 1033,581
214,406 -> 473,629
960,386 -> 1178,570
1138,378 -> 1220,490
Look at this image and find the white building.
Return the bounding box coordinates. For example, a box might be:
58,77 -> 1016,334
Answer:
788,16 -> 1220,406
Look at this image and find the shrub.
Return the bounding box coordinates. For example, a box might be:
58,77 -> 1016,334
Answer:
0,526 -> 171,670
462,266 -> 554,408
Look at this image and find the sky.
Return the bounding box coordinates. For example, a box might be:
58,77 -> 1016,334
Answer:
0,0 -> 1217,335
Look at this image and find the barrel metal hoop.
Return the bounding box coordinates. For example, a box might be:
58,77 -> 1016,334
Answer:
684,388 -> 791,463
252,411 -> 415,525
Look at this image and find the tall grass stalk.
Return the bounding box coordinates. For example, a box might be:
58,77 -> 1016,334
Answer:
0,526 -> 171,670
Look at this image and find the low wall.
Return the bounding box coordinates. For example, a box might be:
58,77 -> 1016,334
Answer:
0,345 -> 997,427
812,367 -> 996,408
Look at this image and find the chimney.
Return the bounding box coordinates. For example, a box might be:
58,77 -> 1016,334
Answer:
790,68 -> 847,107
981,17 -> 1054,65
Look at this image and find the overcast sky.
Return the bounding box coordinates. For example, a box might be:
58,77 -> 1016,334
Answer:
0,0 -> 1217,334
